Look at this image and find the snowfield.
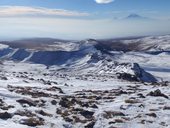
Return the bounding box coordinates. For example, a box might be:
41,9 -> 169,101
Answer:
0,35 -> 169,128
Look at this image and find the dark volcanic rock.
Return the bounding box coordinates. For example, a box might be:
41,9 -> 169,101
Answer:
103,111 -> 125,119
17,98 -> 36,106
125,99 -> 141,104
36,110 -> 52,117
0,76 -> 8,80
91,104 -> 98,109
109,119 -> 124,124
46,86 -> 64,93
117,72 -> 139,82
147,89 -> 169,99
0,112 -> 13,120
0,98 -> 14,110
146,113 -> 157,118
64,117 -> 73,122
163,106 -> 170,110
85,121 -> 95,128
79,110 -> 94,119
51,100 -> 57,105
14,110 -> 36,117
59,97 -> 76,108
59,97 -> 71,108
20,117 -> 44,127
137,93 -> 146,98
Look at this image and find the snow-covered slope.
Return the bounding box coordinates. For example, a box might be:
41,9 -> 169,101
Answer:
0,35 -> 169,82
0,58 -> 168,128
0,35 -> 169,128
0,44 -> 8,49
122,35 -> 170,52
0,39 -> 98,65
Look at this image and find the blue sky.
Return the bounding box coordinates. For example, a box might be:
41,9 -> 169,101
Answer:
0,0 -> 170,39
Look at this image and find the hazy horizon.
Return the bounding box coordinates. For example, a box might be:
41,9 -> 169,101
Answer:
0,0 -> 170,39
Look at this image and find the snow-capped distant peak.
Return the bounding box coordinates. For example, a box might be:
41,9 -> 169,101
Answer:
125,13 -> 149,20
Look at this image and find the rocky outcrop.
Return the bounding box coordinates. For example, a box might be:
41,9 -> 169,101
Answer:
115,63 -> 157,82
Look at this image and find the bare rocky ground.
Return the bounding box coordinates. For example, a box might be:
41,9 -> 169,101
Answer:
0,61 -> 169,128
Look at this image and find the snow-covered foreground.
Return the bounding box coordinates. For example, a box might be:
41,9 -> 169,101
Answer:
0,61 -> 169,128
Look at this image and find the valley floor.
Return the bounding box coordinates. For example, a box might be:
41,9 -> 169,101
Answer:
0,61 -> 169,128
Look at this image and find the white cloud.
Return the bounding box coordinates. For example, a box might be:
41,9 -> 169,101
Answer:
0,6 -> 89,17
95,0 -> 114,4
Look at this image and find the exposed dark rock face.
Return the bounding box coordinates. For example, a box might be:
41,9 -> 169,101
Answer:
115,63 -> 157,82
116,72 -> 139,81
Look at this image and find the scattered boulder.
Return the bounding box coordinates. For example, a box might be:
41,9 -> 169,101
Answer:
59,97 -> 75,108
109,119 -> 124,124
79,110 -> 94,119
8,85 -> 52,98
0,76 -> 8,80
91,104 -> 98,109
20,117 -> 44,127
160,122 -> 167,127
103,111 -> 125,119
125,99 -> 141,104
146,113 -> 157,118
51,100 -> 57,105
46,86 -> 64,93
85,121 -> 95,128
17,98 -> 36,107
163,106 -> 170,110
80,102 -> 90,108
36,110 -> 52,117
0,98 -> 14,110
137,93 -> 145,98
96,96 -> 102,100
147,89 -> 169,99
117,90 -> 128,95
0,112 -> 13,120
64,117 -> 73,122
29,78 -> 34,81
15,110 -> 36,117
36,99 -> 46,107
72,115 -> 88,123
138,104 -> 145,108
140,119 -> 153,124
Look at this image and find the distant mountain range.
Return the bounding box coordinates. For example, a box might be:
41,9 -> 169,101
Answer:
0,35 -> 169,82
0,35 -> 169,66
124,13 -> 150,20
